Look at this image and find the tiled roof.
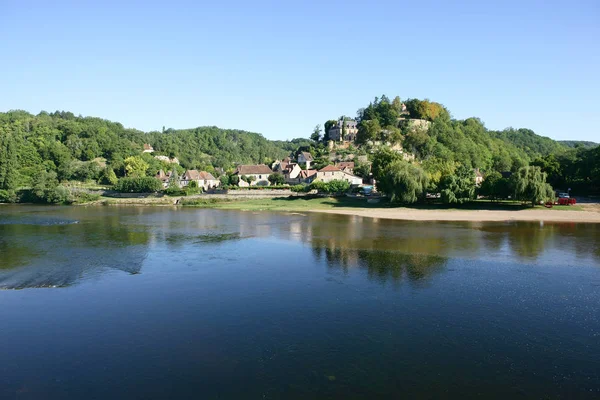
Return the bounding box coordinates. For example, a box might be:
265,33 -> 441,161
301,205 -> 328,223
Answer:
182,170 -> 217,180
300,152 -> 314,161
156,169 -> 168,180
235,164 -> 273,175
299,169 -> 317,178
318,165 -> 341,172
336,162 -> 355,168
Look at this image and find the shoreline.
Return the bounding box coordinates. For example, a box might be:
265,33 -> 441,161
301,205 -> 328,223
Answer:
308,207 -> 600,223
4,196 -> 600,223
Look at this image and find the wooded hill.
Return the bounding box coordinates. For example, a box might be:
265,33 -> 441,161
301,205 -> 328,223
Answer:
0,101 -> 598,197
0,110 -> 308,188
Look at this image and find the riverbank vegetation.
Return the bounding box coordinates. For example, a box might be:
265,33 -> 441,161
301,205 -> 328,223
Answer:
1,99 -> 599,206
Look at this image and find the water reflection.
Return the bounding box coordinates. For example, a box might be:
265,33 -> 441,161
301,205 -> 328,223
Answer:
0,206 -> 598,289
313,243 -> 447,284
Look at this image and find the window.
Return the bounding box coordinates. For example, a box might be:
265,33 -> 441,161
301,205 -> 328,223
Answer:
259,175 -> 262,179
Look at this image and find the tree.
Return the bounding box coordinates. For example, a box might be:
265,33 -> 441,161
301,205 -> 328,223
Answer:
353,162 -> 371,178
32,170 -> 58,199
422,157 -> 457,193
512,166 -> 555,206
268,173 -> 285,185
376,160 -> 428,203
124,156 -> 149,178
229,174 -> 240,186
165,169 -> 182,195
371,147 -> 401,179
479,171 -> 513,200
100,166 -> 118,186
439,165 -> 476,204
219,174 -> 230,186
0,129 -> 18,190
186,180 -> 201,194
310,125 -> 322,142
323,120 -> 337,142
356,119 -> 381,145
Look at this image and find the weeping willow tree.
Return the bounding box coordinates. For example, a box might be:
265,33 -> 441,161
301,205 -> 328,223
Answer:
513,166 -> 555,206
377,159 -> 428,203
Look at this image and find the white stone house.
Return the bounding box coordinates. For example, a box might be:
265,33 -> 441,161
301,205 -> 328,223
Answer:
297,152 -> 314,169
234,164 -> 273,186
180,170 -> 220,191
143,144 -> 154,153
282,163 -> 303,184
315,165 -> 362,185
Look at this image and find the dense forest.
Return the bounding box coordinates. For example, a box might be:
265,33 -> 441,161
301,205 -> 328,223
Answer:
0,110 -> 303,190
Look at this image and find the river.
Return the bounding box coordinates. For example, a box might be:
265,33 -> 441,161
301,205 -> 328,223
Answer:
0,205 -> 599,399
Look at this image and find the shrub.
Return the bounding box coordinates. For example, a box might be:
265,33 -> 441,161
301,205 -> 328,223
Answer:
165,186 -> 185,196
115,177 -> 162,193
268,173 -> 285,185
182,180 -> 202,195
72,191 -> 101,203
291,184 -> 308,193
0,189 -> 18,203
325,179 -> 351,194
308,180 -> 351,195
100,167 -> 118,186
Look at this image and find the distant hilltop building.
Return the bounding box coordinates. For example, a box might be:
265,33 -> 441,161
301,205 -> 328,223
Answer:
328,120 -> 358,142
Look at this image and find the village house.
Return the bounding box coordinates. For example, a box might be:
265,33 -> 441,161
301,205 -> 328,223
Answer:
298,169 -> 318,184
315,165 -> 363,186
155,169 -> 172,188
328,120 -> 359,142
282,163 -> 302,184
142,144 -> 154,153
335,161 -> 355,174
180,170 -> 220,191
234,164 -> 273,186
297,152 -> 314,169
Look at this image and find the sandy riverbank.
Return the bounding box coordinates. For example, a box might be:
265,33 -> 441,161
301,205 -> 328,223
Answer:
311,205 -> 600,223
91,195 -> 600,223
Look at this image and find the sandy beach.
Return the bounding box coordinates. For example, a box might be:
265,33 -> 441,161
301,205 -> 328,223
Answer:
313,204 -> 600,223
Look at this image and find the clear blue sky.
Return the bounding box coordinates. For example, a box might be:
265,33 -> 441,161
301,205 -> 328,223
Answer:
1,0 -> 598,141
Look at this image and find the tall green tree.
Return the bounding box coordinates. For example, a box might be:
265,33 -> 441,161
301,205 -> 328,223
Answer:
378,160 -> 428,203
310,125 -> 322,142
0,128 -> 18,190
439,165 -> 476,204
323,120 -> 337,142
124,156 -> 149,177
512,166 -> 555,206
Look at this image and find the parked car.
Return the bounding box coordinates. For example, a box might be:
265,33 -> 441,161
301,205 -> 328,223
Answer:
558,192 -> 570,199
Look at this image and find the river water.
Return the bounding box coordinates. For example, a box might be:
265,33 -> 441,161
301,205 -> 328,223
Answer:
0,205 -> 599,399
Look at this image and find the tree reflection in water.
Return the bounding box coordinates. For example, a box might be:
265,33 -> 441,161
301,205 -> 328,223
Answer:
313,240 -> 447,285
0,216 -> 150,289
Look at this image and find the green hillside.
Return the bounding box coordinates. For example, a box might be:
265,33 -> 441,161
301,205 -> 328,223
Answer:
0,110 -> 298,188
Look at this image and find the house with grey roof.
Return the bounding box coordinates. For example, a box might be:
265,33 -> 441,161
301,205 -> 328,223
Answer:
298,151 -> 314,169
